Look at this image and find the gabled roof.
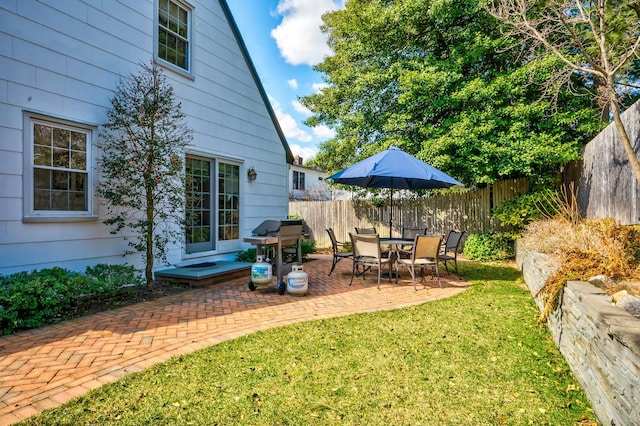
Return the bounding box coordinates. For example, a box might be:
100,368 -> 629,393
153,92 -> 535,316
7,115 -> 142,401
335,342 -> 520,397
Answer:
219,0 -> 294,164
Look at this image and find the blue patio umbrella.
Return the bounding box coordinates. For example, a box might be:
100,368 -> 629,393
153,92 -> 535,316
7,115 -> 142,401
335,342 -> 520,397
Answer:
328,146 -> 463,237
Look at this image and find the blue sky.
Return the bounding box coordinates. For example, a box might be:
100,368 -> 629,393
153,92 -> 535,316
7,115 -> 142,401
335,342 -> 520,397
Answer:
225,0 -> 345,162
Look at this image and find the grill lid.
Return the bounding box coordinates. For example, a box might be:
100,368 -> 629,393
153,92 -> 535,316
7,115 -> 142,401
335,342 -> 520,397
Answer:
252,220 -> 281,236
252,219 -> 303,236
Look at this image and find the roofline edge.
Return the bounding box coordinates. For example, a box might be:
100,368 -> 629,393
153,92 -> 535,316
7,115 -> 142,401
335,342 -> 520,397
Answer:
218,0 -> 294,164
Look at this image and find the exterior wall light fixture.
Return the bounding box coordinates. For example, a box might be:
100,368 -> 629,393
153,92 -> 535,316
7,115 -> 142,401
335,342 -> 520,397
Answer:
247,167 -> 257,181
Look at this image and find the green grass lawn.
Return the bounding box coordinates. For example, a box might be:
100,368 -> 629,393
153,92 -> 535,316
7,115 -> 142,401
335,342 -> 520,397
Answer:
20,261 -> 596,425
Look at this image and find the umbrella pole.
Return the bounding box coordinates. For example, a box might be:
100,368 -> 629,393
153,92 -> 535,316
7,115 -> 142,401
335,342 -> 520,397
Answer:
389,188 -> 393,238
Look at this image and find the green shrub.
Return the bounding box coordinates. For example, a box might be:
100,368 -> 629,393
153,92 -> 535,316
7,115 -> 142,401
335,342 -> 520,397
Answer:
1,267 -> 90,333
493,189 -> 560,231
464,231 -> 517,261
300,239 -> 316,259
235,240 -> 316,263
371,197 -> 385,208
235,248 -> 257,263
0,264 -> 142,334
85,264 -> 144,294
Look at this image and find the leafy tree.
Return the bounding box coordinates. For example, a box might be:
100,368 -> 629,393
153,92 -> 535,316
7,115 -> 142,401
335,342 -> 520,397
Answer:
486,0 -> 640,184
302,0 -> 604,186
97,63 -> 192,287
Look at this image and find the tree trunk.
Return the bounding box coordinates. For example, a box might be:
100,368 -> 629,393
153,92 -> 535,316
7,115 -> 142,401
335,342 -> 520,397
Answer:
609,97 -> 640,187
145,190 -> 154,288
145,141 -> 155,288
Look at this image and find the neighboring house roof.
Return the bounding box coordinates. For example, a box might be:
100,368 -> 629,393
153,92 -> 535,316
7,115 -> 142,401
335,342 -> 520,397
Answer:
290,163 -> 327,174
219,0 -> 294,164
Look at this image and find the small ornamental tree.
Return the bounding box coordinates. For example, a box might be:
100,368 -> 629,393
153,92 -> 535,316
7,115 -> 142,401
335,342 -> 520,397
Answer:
97,63 -> 192,287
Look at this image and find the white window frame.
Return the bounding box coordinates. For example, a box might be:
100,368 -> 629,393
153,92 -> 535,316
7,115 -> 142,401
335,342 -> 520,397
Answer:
155,0 -> 194,78
293,170 -> 306,191
22,112 -> 97,222
217,161 -> 241,244
185,155 -> 215,254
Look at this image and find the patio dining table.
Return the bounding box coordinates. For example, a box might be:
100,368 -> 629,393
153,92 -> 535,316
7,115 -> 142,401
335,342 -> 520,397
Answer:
380,238 -> 414,255
379,238 -> 414,278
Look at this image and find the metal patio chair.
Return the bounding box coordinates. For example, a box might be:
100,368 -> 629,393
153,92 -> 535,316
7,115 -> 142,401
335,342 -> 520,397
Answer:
439,230 -> 465,279
397,235 -> 443,290
326,228 -> 353,276
349,233 -> 395,288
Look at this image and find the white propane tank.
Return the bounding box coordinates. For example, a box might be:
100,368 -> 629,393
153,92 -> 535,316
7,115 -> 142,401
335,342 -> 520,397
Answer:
287,264 -> 308,296
251,255 -> 272,285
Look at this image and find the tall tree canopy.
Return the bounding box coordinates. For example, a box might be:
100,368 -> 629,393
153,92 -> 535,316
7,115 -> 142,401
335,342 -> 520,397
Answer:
302,0 -> 606,186
487,0 -> 640,185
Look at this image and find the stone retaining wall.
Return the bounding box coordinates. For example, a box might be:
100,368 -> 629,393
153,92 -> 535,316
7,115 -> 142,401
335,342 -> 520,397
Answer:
516,248 -> 640,426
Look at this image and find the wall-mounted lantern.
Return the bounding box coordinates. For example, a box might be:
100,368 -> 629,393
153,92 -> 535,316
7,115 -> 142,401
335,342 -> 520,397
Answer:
247,166 -> 257,181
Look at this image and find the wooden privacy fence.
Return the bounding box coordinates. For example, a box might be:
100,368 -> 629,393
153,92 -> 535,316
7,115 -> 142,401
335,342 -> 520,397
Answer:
563,100 -> 640,225
290,178 -> 529,249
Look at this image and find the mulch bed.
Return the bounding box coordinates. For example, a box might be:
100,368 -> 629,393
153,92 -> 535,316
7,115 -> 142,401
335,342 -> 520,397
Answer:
67,280 -> 193,319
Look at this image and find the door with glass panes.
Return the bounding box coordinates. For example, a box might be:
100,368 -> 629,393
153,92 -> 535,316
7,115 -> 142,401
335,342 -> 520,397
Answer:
185,156 -> 239,254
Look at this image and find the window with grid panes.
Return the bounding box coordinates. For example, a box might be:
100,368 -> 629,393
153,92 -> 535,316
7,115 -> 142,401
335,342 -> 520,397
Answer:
24,114 -> 94,219
157,0 -> 191,72
185,157 -> 212,251
185,157 -> 240,253
218,163 -> 239,241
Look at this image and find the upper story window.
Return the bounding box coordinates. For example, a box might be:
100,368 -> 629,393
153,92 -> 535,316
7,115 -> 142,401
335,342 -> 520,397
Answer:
293,170 -> 305,190
23,112 -> 96,221
157,0 -> 192,74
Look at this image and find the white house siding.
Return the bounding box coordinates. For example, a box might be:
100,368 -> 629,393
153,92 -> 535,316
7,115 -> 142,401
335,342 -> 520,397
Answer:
0,0 -> 290,275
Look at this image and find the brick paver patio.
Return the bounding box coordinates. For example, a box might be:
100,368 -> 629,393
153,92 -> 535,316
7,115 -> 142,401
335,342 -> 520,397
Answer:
0,254 -> 468,424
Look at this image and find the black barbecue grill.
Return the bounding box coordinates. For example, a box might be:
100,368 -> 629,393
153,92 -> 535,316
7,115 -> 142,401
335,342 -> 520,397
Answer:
243,219 -> 304,295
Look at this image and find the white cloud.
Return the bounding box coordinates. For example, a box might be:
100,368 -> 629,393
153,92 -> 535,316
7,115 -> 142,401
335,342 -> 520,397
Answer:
292,99 -> 311,116
312,82 -> 329,93
271,0 -> 343,66
289,143 -> 318,161
270,95 -> 312,142
313,124 -> 335,139
287,78 -> 298,89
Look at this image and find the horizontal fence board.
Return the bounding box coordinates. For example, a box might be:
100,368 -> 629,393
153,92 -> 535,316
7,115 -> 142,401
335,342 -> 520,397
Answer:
291,178 -> 530,249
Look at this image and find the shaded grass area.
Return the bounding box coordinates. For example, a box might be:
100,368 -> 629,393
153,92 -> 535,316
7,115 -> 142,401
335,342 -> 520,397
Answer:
20,261 -> 596,425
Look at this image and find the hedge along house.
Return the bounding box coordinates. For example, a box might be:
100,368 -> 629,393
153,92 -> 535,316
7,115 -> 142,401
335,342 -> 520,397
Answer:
0,0 -> 293,276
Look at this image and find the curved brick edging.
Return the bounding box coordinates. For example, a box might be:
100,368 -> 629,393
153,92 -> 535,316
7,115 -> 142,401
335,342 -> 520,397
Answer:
516,248 -> 640,425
